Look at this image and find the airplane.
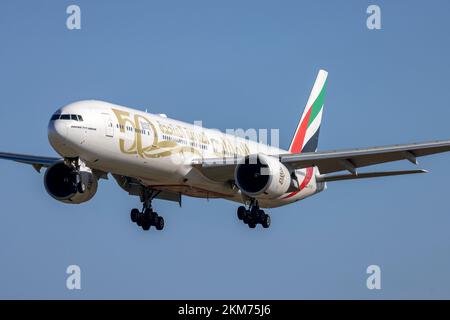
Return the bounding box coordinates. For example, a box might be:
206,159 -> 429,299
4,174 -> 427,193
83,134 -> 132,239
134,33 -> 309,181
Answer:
1,69 -> 450,231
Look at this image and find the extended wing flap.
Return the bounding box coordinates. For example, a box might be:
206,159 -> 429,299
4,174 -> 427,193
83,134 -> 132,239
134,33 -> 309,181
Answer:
317,169 -> 427,182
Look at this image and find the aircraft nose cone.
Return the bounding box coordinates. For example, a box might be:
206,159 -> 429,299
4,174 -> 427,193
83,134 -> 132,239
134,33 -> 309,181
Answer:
48,119 -> 78,157
48,120 -> 67,147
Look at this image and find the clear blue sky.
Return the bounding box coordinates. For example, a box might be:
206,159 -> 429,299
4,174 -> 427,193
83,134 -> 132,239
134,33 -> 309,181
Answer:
1,0 -> 450,299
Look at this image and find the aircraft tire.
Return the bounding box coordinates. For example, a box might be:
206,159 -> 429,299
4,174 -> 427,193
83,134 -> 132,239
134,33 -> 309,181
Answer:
243,213 -> 250,224
155,216 -> 164,231
237,206 -> 246,220
261,214 -> 271,228
136,214 -> 143,226
130,208 -> 139,223
141,221 -> 151,230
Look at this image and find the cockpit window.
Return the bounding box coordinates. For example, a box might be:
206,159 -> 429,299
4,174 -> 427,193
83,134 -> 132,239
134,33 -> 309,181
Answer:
52,113 -> 84,121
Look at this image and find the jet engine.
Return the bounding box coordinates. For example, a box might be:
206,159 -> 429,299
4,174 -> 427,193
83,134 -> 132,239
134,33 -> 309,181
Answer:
234,154 -> 292,199
44,161 -> 98,204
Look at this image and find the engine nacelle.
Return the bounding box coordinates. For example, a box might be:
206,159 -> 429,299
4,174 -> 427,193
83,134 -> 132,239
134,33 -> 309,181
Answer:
234,154 -> 291,199
44,161 -> 98,204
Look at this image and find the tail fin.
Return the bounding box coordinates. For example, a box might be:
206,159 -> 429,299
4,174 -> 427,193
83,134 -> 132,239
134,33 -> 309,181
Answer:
289,69 -> 328,153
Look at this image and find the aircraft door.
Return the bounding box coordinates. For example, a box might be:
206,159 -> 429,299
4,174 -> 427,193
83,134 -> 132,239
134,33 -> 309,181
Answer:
102,113 -> 114,138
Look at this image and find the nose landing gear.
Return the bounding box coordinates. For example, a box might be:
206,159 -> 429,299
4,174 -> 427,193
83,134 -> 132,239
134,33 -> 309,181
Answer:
237,200 -> 271,229
130,189 -> 165,231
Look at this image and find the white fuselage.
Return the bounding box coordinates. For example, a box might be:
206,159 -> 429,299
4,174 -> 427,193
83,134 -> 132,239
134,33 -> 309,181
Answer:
48,100 -> 323,208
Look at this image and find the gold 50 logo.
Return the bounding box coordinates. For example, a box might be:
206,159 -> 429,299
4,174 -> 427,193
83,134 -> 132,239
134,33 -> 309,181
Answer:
112,108 -> 201,159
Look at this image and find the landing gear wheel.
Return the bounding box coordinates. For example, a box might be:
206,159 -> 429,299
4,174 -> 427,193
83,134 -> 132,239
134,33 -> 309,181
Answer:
136,214 -> 143,227
257,209 -> 265,223
150,212 -> 158,225
130,208 -> 139,223
141,221 -> 151,231
250,206 -> 259,216
243,212 -> 250,224
261,214 -> 271,228
155,216 -> 164,230
132,189 -> 166,231
237,200 -> 271,229
237,206 -> 246,220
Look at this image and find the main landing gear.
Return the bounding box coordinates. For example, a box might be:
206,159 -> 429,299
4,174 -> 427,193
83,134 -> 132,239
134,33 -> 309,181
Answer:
130,189 -> 164,231
65,158 -> 86,194
237,200 -> 271,229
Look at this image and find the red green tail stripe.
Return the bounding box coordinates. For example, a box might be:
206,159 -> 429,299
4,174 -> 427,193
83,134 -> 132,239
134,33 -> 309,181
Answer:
289,79 -> 327,154
290,107 -> 312,153
307,79 -> 327,127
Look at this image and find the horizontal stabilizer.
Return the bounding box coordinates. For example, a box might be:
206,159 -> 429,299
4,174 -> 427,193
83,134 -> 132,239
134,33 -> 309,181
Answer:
317,169 -> 428,182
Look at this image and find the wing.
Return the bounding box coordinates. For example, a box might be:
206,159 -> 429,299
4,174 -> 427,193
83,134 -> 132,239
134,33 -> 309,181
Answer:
0,151 -> 61,172
279,139 -> 450,174
192,139 -> 450,181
